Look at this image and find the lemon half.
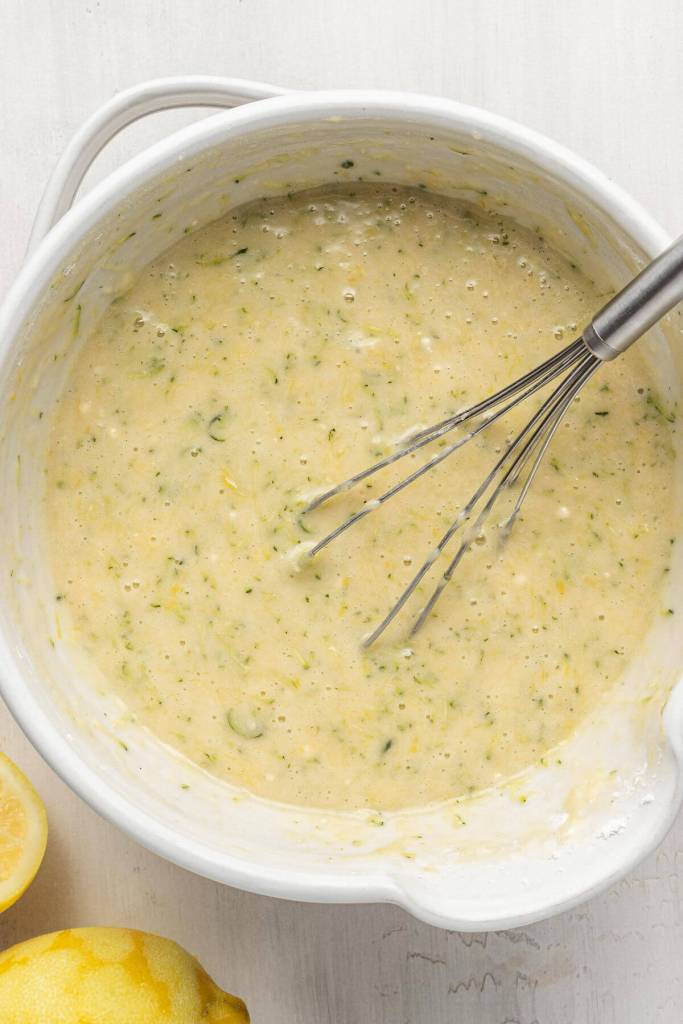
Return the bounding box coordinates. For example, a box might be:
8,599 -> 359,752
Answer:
0,752 -> 48,912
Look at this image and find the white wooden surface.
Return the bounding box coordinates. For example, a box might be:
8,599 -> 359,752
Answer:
1,2 -> 682,1021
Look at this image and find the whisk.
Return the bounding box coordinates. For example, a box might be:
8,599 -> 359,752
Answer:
303,234 -> 683,646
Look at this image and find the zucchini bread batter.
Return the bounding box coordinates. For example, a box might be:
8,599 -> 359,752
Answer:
44,184 -> 677,810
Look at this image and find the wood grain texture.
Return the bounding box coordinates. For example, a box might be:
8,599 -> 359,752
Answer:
1,1 -> 682,1021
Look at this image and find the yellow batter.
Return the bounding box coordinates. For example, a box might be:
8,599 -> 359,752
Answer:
44,185 -> 676,810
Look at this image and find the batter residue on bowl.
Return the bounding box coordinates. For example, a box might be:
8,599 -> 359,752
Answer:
44,184 -> 676,810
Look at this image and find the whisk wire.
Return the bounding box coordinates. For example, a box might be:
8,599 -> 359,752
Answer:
360,349 -> 598,647
307,340 -> 588,558
303,338 -> 586,517
403,338 -> 586,446
301,337 -> 600,647
407,353 -> 599,640
501,356 -> 599,531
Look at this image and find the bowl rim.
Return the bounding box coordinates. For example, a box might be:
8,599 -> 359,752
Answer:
0,85 -> 679,930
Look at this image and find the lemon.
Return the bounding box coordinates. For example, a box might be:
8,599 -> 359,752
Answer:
0,928 -> 249,1023
0,752 -> 47,912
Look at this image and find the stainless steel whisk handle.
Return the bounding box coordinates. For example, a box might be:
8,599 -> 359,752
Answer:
583,234 -> 683,361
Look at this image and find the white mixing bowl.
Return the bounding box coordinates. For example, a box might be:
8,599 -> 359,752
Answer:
1,77 -> 682,930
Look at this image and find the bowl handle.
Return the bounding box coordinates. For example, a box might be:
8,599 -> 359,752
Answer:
27,76 -> 289,256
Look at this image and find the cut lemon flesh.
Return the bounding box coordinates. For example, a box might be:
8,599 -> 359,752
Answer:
0,753 -> 47,911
